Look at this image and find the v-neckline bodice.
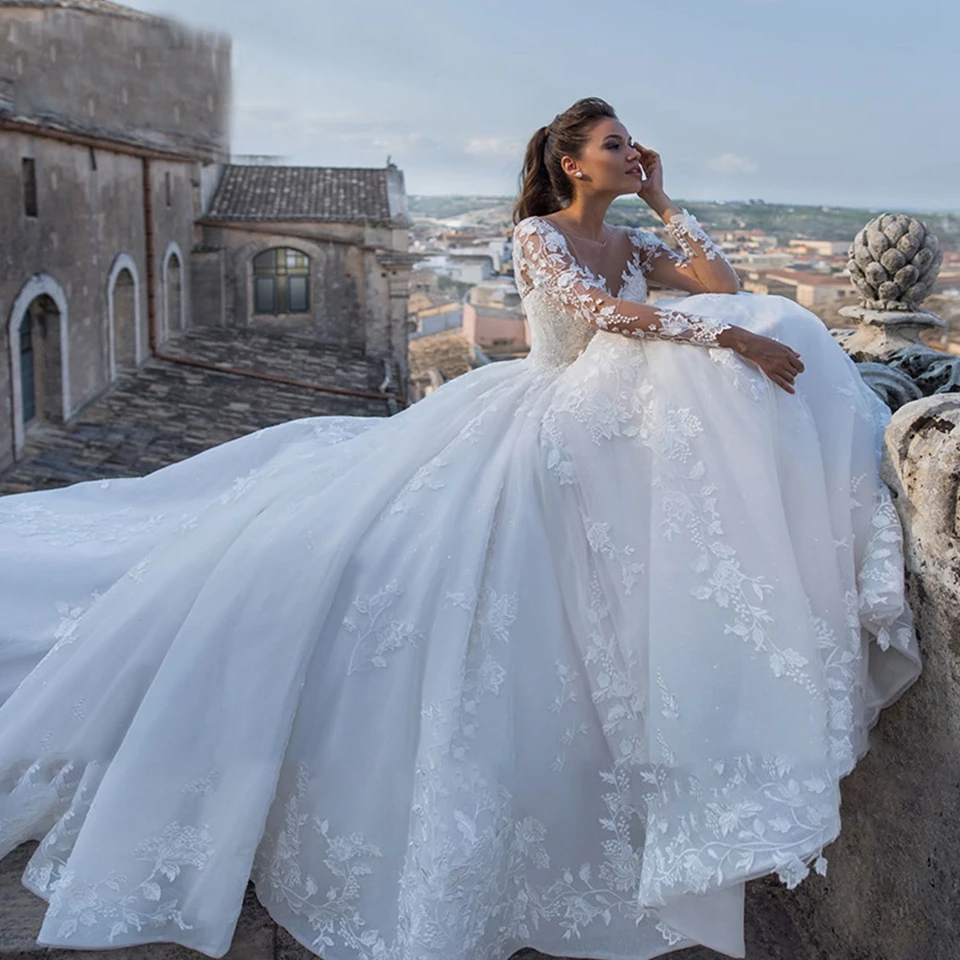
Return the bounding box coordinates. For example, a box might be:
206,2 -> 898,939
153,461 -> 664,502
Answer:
534,216 -> 646,301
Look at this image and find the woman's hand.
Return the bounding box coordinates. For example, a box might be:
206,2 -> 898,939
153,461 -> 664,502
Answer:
718,327 -> 805,394
631,142 -> 665,206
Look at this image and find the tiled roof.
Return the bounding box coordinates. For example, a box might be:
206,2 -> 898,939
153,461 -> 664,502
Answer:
0,327 -> 390,495
767,270 -> 852,287
206,164 -> 405,224
408,328 -> 479,383
0,0 -> 158,19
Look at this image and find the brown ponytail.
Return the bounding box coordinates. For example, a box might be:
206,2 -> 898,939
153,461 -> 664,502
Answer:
512,97 -> 618,224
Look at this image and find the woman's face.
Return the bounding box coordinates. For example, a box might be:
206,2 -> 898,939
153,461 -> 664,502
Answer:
565,118 -> 643,196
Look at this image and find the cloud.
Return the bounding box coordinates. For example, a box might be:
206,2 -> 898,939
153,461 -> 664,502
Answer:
463,137 -> 525,160
707,153 -> 760,175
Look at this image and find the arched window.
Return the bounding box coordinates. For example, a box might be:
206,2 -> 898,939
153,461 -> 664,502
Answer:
253,248 -> 311,316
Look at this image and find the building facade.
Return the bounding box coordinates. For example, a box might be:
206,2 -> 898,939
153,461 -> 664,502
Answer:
0,0 -> 230,468
1,0 -> 415,470
195,163 -> 417,381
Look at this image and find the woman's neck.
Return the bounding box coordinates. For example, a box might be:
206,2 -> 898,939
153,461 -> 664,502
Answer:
550,195 -> 615,241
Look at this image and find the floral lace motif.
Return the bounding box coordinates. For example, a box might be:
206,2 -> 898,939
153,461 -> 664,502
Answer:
513,217 -> 733,351
46,821 -> 215,941
533,324 -> 917,902
4,760 -> 215,945
256,568 -> 687,958
0,503 -> 166,547
343,581 -> 424,674
664,208 -> 736,272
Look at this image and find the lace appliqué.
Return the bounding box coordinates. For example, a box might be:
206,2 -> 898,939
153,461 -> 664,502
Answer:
255,762 -> 386,955
22,762 -> 215,944
0,503 -> 166,547
389,458 -> 448,516
651,307 -> 731,346
664,208 -> 733,269
344,581 -> 424,674
513,217 -> 732,348
585,519 -> 645,595
710,348 -> 768,400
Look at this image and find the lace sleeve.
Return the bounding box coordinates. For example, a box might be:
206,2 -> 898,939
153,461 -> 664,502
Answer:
513,217 -> 733,347
630,215 -> 739,290
664,208 -> 734,266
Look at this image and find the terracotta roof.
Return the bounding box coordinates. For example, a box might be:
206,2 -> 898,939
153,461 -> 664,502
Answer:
0,0 -> 158,19
408,328 -> 479,383
766,270 -> 852,287
206,164 -> 405,224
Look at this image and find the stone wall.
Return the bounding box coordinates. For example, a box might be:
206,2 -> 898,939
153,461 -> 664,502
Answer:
765,393 -> 960,960
0,130 -> 202,468
199,221 -> 413,382
0,3 -> 230,159
149,156 -> 196,339
190,247 -> 226,328
0,1 -> 230,469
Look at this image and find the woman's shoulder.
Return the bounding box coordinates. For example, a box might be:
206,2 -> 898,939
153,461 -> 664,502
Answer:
513,214 -> 550,237
513,216 -> 568,256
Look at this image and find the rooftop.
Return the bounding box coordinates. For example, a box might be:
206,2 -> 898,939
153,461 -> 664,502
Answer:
408,328 -> 481,385
0,327 -> 393,495
205,164 -> 406,225
766,269 -> 852,286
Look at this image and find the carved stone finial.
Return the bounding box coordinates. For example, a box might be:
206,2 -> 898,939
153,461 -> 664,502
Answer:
847,213 -> 943,311
833,214 -> 959,410
836,213 -> 947,363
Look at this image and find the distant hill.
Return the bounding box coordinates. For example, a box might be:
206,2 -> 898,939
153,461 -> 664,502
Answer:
408,196 -> 959,249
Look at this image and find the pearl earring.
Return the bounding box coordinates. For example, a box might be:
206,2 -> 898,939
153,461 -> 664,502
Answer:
575,171 -> 583,179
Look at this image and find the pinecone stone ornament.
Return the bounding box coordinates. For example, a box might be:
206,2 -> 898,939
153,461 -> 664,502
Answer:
835,213 -> 957,409
847,213 -> 943,311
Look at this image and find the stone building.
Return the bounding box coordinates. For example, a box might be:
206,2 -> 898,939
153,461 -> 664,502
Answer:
195,162 -> 416,383
0,0 -> 415,471
0,0 -> 230,469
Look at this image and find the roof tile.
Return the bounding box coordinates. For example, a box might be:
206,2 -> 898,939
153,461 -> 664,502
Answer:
206,164 -> 398,224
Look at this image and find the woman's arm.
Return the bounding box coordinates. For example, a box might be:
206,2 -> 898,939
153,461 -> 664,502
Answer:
513,217 -> 741,347
642,194 -> 741,295
513,217 -> 804,391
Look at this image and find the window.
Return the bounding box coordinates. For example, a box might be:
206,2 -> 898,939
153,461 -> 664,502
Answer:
253,248 -> 311,315
165,171 -> 172,208
22,158 -> 37,217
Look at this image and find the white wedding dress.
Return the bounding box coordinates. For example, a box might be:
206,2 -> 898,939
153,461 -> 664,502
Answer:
0,213 -> 921,960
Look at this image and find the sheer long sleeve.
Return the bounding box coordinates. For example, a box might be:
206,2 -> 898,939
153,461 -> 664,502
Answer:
628,214 -> 741,294
663,208 -> 737,269
513,217 -> 733,347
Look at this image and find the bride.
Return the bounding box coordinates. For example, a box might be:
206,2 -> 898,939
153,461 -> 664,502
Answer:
0,97 -> 921,960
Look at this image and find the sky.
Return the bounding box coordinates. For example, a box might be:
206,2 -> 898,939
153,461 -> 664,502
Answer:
130,0 -> 960,212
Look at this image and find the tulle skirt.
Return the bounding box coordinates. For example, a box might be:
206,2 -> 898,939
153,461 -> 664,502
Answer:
0,293 -> 921,960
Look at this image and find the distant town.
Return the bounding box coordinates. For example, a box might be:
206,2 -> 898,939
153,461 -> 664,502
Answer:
405,196 -> 960,400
